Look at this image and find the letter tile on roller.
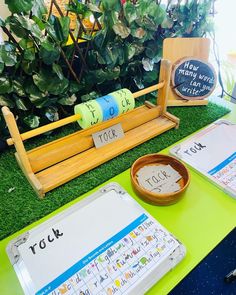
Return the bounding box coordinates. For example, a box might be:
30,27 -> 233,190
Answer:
96,95 -> 119,121
74,100 -> 103,129
111,89 -> 135,114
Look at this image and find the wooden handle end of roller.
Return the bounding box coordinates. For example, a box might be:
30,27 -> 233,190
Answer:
7,113 -> 82,146
1,106 -> 11,116
7,138 -> 13,146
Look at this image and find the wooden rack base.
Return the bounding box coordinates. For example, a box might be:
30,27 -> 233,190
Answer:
2,59 -> 179,197
167,99 -> 208,107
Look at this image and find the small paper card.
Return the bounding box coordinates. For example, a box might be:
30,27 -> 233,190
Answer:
136,164 -> 182,194
92,123 -> 124,148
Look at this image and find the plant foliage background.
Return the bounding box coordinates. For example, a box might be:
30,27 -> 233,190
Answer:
0,0 -> 215,137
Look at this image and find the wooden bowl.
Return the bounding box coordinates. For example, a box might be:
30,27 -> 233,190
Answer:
130,154 -> 190,206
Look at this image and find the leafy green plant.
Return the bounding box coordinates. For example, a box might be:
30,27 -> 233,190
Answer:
0,0 -> 215,138
0,1 -> 83,133
84,0 -> 215,94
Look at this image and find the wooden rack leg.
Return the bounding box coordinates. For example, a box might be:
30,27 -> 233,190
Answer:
2,107 -> 44,197
157,59 -> 171,114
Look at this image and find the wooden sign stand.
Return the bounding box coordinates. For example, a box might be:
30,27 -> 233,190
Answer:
163,37 -> 211,107
2,60 -> 179,198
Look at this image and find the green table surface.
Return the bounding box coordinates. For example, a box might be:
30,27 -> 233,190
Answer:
1,100 -> 236,295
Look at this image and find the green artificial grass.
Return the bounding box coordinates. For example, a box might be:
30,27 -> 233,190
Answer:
0,102 -> 230,240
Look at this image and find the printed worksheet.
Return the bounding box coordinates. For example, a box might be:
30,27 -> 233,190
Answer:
43,214 -> 178,295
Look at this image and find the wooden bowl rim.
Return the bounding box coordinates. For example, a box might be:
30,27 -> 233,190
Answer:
131,153 -> 190,199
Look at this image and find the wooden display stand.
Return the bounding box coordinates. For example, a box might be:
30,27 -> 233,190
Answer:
163,37 -> 210,107
2,60 -> 179,198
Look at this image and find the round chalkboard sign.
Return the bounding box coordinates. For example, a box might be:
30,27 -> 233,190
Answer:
172,57 -> 217,100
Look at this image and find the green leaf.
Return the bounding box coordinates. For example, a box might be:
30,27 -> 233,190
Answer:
124,43 -> 136,60
87,50 -> 98,67
145,41 -> 162,59
131,27 -> 146,39
153,55 -> 161,64
132,42 -> 145,56
113,22 -> 130,39
52,63 -> 64,80
81,91 -> 99,102
31,0 -> 48,19
135,16 -> 156,31
110,10 -> 119,26
96,52 -> 106,65
58,94 -> 77,106
45,106 -> 59,122
24,48 -> 35,61
86,67 -> 120,85
161,17 -> 174,29
25,83 -> 46,98
105,67 -> 121,80
7,15 -> 42,39
25,83 -> 48,108
13,79 -> 26,97
124,2 -> 137,24
87,3 -> 102,14
0,95 -> 15,107
142,58 -> 154,71
15,96 -> 29,111
46,16 -> 60,42
117,46 -> 125,66
5,0 -> 34,14
138,1 -> 149,17
0,43 -> 17,66
65,1 -> 89,15
21,59 -> 37,75
39,41 -> 60,65
147,3 -> 166,25
33,68 -> 69,95
102,0 -> 121,11
31,23 -> 43,39
127,60 -> 142,75
98,45 -> 119,67
94,29 -> 108,50
0,63 -> 4,74
59,17 -> 70,43
32,16 -> 46,31
19,38 -> 34,50
69,81 -> 84,93
7,16 -> 28,38
134,76 -> 144,89
47,16 -> 70,44
23,114 -> 40,128
0,77 -> 12,94
143,70 -> 158,83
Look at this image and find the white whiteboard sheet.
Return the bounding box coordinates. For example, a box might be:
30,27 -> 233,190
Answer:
170,120 -> 236,199
7,183 -> 185,295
